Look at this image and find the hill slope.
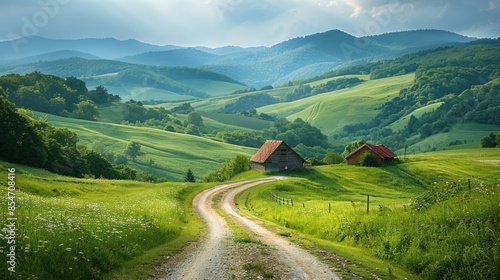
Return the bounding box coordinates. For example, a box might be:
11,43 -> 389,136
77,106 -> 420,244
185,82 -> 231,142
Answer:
0,57 -> 248,101
35,112 -> 257,181
1,30 -> 475,89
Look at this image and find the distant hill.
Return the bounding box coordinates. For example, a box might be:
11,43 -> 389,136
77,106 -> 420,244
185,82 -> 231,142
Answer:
119,48 -> 217,67
0,36 -> 179,60
203,29 -> 475,87
0,57 -> 247,101
1,29 -> 476,88
0,50 -> 100,66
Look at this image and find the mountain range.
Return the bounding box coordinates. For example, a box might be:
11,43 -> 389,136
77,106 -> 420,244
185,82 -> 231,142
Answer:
0,29 -> 476,90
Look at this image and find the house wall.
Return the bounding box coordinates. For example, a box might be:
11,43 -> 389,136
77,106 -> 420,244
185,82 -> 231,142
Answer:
262,143 -> 304,171
347,146 -> 383,165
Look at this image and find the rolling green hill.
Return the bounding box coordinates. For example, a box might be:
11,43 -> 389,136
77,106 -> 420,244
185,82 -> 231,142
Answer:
258,74 -> 415,137
237,148 -> 500,279
0,57 -> 247,101
0,159 -> 208,280
34,112 -> 257,181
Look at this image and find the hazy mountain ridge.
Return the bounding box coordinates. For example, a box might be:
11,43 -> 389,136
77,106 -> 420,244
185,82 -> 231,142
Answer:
0,29 -> 476,88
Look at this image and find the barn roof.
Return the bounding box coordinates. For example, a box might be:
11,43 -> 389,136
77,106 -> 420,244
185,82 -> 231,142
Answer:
345,143 -> 397,159
250,140 -> 284,163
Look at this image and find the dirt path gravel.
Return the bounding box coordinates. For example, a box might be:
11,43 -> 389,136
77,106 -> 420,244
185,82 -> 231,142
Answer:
153,177 -> 341,280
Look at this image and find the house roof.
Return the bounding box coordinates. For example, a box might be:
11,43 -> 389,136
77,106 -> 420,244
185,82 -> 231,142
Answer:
250,140 -> 284,163
345,143 -> 397,159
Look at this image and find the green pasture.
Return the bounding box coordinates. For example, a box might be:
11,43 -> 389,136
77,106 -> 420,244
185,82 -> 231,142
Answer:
258,74 -> 415,137
400,122 -> 500,154
305,74 -> 370,87
177,78 -> 248,97
200,111 -> 272,131
86,82 -> 192,102
387,102 -> 443,132
34,112 -> 257,181
236,148 -> 500,279
0,160 -> 209,280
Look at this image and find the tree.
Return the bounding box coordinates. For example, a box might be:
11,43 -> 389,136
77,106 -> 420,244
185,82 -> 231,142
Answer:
323,152 -> 344,164
72,100 -> 100,120
481,133 -> 498,148
184,169 -> 196,182
185,124 -> 201,136
125,141 -> 145,161
186,111 -> 203,127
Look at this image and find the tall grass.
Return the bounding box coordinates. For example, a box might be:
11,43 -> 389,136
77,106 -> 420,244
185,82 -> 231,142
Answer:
0,161 -> 201,280
238,150 -> 500,279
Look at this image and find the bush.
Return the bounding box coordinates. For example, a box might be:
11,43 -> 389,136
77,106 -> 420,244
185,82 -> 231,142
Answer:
203,155 -> 251,182
359,151 -> 377,166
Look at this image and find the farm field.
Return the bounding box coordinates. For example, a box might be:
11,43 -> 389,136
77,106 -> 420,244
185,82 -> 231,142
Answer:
236,148 -> 500,279
0,160 -> 210,280
33,112 -> 257,181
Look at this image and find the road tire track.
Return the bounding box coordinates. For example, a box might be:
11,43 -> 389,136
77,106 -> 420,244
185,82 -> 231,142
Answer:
155,177 -> 340,280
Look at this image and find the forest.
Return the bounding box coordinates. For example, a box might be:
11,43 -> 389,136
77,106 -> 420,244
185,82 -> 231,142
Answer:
335,40 -> 500,150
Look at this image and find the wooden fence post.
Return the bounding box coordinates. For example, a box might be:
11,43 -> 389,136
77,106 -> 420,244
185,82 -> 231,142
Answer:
329,203 -> 331,213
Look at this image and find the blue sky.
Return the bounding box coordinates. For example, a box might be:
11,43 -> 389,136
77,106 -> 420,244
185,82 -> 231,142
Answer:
1,0 -> 499,47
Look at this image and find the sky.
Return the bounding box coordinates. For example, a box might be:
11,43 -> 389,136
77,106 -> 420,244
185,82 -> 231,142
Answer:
1,0 -> 499,47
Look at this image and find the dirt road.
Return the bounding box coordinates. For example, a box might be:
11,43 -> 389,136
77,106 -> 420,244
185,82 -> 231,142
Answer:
156,178 -> 340,280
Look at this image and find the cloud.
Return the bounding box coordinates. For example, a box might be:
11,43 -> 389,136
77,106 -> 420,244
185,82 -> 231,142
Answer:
0,0 -> 499,46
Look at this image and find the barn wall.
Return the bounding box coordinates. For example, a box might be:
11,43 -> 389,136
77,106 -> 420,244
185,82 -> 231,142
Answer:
347,146 -> 383,165
252,162 -> 266,172
263,143 -> 303,171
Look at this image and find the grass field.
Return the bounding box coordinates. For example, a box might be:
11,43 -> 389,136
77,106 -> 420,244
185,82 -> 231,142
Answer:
399,122 -> 500,154
0,160 -> 210,280
177,78 -> 248,97
34,112 -> 257,181
387,102 -> 444,132
258,74 -> 415,137
236,148 -> 500,279
200,111 -> 272,131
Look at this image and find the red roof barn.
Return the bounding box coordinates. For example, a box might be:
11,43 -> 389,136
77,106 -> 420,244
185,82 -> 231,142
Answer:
250,140 -> 304,172
345,143 -> 397,165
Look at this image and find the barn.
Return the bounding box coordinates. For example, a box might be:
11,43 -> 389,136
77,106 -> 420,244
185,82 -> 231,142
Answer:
345,143 -> 397,165
250,140 -> 305,172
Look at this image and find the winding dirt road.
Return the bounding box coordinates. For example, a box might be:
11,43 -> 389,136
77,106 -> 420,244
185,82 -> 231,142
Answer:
157,177 -> 340,280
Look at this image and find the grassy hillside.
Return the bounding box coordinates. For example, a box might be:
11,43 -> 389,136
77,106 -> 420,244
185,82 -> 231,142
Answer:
258,74 -> 415,137
1,57 -> 246,101
0,160 -> 210,280
400,122 -> 500,154
34,112 -> 257,181
237,148 -> 500,279
177,78 -> 248,97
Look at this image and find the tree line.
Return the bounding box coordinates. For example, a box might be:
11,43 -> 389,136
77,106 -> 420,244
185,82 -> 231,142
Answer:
0,72 -> 120,120
0,96 -> 135,179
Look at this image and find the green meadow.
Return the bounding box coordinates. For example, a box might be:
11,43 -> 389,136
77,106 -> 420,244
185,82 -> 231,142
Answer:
236,149 -> 500,279
34,112 -> 257,181
258,74 -> 415,137
0,160 -> 210,280
178,78 -> 248,97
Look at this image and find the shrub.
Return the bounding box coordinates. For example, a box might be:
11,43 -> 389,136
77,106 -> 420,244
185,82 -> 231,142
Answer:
359,151 -> 377,166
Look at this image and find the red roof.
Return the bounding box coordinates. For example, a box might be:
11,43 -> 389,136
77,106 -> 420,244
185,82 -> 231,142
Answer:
346,143 -> 397,159
250,140 -> 284,163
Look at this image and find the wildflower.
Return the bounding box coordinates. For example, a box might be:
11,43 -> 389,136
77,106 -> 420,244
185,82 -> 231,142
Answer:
66,248 -> 72,251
